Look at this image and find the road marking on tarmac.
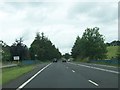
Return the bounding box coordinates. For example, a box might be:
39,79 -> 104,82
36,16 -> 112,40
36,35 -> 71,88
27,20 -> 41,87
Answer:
88,80 -> 99,87
16,63 -> 52,90
77,64 -> 119,74
68,62 -> 119,74
72,70 -> 75,72
91,64 -> 117,68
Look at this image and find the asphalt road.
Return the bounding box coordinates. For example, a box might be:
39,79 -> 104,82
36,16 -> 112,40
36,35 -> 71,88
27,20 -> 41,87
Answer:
2,61 -> 119,89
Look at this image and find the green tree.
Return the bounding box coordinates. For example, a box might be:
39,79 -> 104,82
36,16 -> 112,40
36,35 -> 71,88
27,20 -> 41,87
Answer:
71,36 -> 81,58
72,27 -> 107,61
63,53 -> 71,59
1,41 -> 11,62
10,38 -> 29,61
29,32 -> 61,61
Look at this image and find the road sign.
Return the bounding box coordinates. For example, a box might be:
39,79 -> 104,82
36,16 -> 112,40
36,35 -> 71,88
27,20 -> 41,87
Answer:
14,56 -> 20,60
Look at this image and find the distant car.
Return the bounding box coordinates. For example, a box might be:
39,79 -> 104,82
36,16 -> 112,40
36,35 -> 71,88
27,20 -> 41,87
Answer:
62,60 -> 66,62
53,59 -> 57,62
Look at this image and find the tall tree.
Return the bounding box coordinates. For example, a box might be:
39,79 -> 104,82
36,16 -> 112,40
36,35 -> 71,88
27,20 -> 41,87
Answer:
1,41 -> 11,62
10,38 -> 29,61
63,53 -> 71,59
72,27 -> 107,61
71,36 -> 82,58
29,32 -> 61,61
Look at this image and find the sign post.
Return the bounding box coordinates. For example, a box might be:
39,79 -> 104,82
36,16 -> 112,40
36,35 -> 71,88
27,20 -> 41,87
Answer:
13,56 -> 20,64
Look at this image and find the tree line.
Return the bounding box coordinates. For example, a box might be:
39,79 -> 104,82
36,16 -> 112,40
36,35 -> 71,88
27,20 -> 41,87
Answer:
71,27 -> 120,61
29,32 -> 61,61
106,41 -> 120,46
1,32 -> 61,62
1,27 -> 120,62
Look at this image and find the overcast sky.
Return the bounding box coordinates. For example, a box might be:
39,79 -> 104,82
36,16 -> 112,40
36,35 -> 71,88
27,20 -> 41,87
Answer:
0,0 -> 118,54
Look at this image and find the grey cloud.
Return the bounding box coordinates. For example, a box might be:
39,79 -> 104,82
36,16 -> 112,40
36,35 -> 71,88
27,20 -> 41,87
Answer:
0,2 -> 118,54
69,2 -> 117,24
5,2 -> 43,9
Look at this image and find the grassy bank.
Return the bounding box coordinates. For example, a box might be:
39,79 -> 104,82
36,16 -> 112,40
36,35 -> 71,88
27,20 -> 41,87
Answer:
107,46 -> 119,59
75,46 -> 119,65
1,64 -> 36,85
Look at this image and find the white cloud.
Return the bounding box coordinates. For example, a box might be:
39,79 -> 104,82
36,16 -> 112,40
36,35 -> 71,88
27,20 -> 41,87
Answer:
0,1 -> 118,54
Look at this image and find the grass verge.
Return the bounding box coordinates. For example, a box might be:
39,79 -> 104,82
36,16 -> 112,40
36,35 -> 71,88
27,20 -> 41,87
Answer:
1,64 -> 36,85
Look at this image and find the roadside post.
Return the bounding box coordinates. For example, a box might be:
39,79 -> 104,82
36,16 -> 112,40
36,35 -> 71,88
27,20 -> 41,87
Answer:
35,54 -> 37,64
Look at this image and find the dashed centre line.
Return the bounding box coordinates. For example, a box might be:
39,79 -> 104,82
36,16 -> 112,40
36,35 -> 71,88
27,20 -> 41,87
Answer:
88,80 -> 99,86
72,70 -> 75,72
68,62 -> 119,74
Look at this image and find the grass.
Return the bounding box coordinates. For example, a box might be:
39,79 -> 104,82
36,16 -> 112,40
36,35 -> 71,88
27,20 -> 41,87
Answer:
74,46 -> 120,67
1,64 -> 36,85
106,46 -> 119,59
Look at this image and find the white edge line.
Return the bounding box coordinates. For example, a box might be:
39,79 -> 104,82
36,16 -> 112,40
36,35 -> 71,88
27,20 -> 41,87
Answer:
88,80 -> 99,86
78,64 -> 119,74
68,62 -> 119,74
16,63 -> 52,90
92,64 -> 117,68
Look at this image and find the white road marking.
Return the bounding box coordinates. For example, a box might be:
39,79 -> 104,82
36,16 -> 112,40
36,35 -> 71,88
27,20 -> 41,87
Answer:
91,64 -> 117,68
16,63 -> 52,90
68,62 -> 119,74
88,80 -> 99,86
72,70 -> 75,72
77,62 -> 118,68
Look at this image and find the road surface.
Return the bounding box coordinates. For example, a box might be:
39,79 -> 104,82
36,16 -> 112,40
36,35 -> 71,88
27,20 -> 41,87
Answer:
2,61 -> 119,89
